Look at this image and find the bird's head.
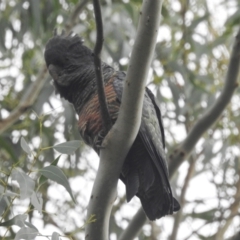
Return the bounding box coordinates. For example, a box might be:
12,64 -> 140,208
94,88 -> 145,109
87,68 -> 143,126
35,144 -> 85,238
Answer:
44,31 -> 94,89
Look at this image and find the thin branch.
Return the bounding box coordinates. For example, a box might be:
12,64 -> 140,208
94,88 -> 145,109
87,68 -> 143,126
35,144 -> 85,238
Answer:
92,0 -> 112,133
183,221 -> 211,240
118,27 -> 240,240
182,211 -> 240,240
170,157 -> 195,240
168,27 -> 240,177
85,1 -> 163,239
0,0 -> 89,135
65,0 -> 90,33
118,208 -> 146,240
0,68 -> 48,135
214,169 -> 240,240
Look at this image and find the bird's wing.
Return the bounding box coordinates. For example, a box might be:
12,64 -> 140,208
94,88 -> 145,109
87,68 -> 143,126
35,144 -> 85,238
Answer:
113,73 -> 171,190
140,87 -> 171,189
113,73 -> 180,218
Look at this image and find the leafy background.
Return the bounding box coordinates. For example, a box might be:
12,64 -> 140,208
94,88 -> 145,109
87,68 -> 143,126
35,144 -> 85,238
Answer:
0,0 -> 240,239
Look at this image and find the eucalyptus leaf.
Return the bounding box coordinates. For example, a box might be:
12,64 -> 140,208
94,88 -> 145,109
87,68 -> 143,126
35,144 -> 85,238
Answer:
20,137 -> 32,155
30,192 -> 43,214
39,165 -> 75,203
0,195 -> 9,215
3,190 -> 19,198
38,155 -> 61,187
0,185 -> 18,197
51,232 -> 60,240
24,221 -> 39,231
0,214 -> 27,227
15,227 -> 38,240
53,140 -> 81,155
11,169 -> 35,199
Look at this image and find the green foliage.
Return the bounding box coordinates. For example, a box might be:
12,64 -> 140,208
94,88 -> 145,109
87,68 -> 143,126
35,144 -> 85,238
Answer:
0,134 -> 80,239
53,140 -> 82,155
15,227 -> 38,240
0,0 -> 240,239
39,165 -> 75,203
38,155 -> 61,187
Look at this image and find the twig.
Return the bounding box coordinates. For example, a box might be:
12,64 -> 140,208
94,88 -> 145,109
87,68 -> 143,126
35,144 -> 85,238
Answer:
0,0 -> 89,135
85,0 -> 163,239
92,0 -> 112,133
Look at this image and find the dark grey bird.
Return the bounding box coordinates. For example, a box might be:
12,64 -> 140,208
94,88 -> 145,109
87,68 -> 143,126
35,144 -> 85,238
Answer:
44,32 -> 180,220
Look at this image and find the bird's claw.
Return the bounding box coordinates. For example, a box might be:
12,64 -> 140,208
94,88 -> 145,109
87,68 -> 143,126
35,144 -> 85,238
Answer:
95,130 -> 106,150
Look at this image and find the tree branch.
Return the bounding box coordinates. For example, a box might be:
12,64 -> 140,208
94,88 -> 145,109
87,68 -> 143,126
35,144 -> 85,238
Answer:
118,208 -> 147,240
92,0 -> 112,133
214,169 -> 240,240
0,0 -> 89,135
85,0 -> 163,239
170,157 -> 195,240
168,27 -> 240,177
118,27 -> 240,240
0,68 -> 48,135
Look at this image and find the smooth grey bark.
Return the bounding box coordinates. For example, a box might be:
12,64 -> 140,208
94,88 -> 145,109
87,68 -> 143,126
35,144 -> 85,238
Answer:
85,0 -> 163,239
118,208 -> 146,240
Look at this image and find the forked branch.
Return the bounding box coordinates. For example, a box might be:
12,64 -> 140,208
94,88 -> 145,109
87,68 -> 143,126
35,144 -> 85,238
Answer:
85,0 -> 163,239
169,27 -> 240,177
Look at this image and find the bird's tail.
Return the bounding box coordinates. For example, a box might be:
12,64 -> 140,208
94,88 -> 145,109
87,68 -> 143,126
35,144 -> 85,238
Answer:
121,138 -> 180,220
136,173 -> 180,220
